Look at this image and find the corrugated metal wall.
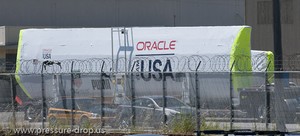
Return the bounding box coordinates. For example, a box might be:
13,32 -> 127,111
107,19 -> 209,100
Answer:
0,0 -> 245,27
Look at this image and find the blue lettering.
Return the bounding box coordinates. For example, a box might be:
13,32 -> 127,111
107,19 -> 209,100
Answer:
135,59 -> 175,81
140,60 -> 151,81
153,59 -> 162,81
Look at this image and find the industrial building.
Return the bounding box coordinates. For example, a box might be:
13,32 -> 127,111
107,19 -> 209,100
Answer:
1,0 -> 299,71
246,0 -> 300,69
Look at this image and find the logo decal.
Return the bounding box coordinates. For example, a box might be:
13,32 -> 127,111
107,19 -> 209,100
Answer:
42,49 -> 52,59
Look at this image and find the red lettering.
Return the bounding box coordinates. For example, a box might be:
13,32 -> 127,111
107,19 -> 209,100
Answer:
145,41 -> 151,50
136,40 -> 176,51
136,42 -> 144,51
151,41 -> 158,50
163,41 -> 169,50
169,40 -> 176,50
158,41 -> 164,50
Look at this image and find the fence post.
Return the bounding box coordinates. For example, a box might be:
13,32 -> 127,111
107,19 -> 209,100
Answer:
229,60 -> 236,130
265,62 -> 271,130
100,71 -> 104,128
130,71 -> 135,128
71,61 -> 75,129
100,61 -> 105,128
195,62 -> 201,136
10,74 -> 16,129
41,63 -> 46,128
163,71 -> 167,125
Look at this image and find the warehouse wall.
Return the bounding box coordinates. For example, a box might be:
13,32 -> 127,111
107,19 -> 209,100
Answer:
246,0 -> 300,58
0,0 -> 245,27
0,0 -> 245,72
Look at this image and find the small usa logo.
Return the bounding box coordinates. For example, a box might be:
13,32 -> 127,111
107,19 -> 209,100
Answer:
42,49 -> 52,59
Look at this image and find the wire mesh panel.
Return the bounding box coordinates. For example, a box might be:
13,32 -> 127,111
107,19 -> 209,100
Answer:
99,74 -> 117,129
0,74 -> 16,129
9,74 -> 47,129
44,74 -> 73,128
3,71 -> 300,134
128,72 -> 165,130
271,72 -> 300,132
236,72 -> 300,132
236,72 -> 266,130
163,72 -> 195,133
196,72 -> 232,131
285,72 -> 300,131
47,73 -> 110,129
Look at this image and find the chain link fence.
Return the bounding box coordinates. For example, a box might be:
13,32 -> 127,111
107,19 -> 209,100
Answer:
1,56 -> 300,134
0,71 -> 300,134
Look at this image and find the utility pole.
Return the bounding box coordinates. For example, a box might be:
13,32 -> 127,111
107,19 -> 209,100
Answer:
272,0 -> 286,132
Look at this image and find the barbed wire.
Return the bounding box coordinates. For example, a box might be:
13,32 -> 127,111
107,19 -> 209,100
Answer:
5,54 -> 300,74
11,54 -> 269,74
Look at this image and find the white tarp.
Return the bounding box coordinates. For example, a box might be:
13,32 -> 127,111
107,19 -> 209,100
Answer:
15,26 -> 252,104
17,26 -> 251,74
18,26 -> 247,59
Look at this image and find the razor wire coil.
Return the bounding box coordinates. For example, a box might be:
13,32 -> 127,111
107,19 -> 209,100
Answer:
13,54 -> 273,74
7,54 -> 300,74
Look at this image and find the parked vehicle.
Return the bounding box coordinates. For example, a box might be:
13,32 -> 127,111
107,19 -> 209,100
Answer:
239,82 -> 300,123
48,98 -> 116,127
114,96 -> 195,129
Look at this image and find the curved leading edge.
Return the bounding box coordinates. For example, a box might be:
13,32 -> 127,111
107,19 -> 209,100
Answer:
266,51 -> 275,83
15,30 -> 32,99
229,26 -> 252,92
